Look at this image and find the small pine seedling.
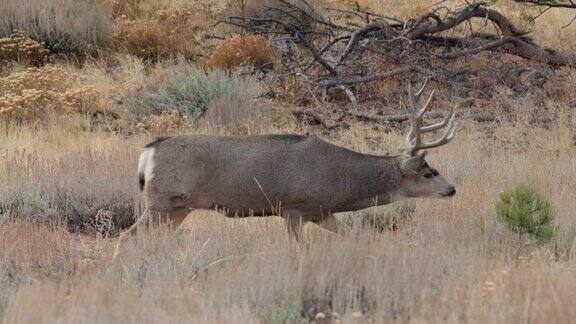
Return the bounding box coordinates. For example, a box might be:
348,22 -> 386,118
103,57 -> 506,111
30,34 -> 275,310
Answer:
496,185 -> 556,243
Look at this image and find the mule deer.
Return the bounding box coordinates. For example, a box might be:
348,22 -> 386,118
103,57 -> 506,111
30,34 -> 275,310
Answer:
112,80 -> 457,260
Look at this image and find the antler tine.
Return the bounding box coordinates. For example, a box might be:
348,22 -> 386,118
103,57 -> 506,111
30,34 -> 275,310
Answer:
405,82 -> 423,156
407,82 -> 419,116
420,108 -> 454,133
418,89 -> 435,116
414,78 -> 429,100
404,79 -> 458,155
417,116 -> 458,151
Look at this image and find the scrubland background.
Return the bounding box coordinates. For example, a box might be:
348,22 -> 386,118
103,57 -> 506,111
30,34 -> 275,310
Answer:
1,0 -> 576,323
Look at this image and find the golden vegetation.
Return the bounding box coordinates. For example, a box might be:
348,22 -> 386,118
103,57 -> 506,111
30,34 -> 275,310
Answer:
0,31 -> 49,67
202,34 -> 277,69
135,109 -> 188,134
0,66 -> 100,123
112,7 -> 206,59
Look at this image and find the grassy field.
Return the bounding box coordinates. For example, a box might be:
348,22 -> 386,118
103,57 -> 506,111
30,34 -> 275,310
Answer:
1,0 -> 576,323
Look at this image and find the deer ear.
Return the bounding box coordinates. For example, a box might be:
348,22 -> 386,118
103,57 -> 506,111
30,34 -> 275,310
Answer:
400,152 -> 426,175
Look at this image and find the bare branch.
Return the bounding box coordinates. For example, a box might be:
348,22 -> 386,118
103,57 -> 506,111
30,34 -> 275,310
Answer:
437,36 -> 516,59
295,32 -> 338,76
513,0 -> 576,9
311,66 -> 432,87
334,22 -> 385,66
336,85 -> 358,109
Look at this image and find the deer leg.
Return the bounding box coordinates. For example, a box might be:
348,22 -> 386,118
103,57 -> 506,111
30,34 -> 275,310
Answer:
112,205 -> 190,261
112,208 -> 152,261
165,207 -> 191,230
313,214 -> 349,235
285,213 -> 305,242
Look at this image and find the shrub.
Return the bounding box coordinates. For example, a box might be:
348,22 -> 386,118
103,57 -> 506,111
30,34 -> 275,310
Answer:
338,200 -> 416,232
496,185 -> 556,243
0,148 -> 137,233
111,0 -> 148,19
204,97 -> 268,126
0,31 -> 49,67
225,0 -> 325,30
125,59 -> 262,120
202,34 -> 277,70
112,7 -> 205,60
0,0 -> 112,55
135,109 -> 190,135
0,65 -> 101,123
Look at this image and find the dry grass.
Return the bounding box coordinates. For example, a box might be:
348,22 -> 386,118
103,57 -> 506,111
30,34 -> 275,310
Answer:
0,122 -> 144,231
0,0 -> 112,55
1,115 -> 576,322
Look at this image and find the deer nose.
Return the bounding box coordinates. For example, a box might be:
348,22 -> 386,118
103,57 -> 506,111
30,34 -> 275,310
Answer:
446,187 -> 456,197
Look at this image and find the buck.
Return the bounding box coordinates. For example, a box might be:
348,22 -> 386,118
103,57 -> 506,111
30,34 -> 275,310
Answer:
112,80 -> 457,260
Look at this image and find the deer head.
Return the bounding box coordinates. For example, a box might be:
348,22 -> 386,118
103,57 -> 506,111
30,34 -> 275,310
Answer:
398,79 -> 457,199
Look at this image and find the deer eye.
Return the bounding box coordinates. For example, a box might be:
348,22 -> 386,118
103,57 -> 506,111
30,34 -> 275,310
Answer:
423,172 -> 434,179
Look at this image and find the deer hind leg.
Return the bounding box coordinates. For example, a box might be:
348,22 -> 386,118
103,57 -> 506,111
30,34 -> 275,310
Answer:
112,207 -> 152,261
112,195 -> 191,261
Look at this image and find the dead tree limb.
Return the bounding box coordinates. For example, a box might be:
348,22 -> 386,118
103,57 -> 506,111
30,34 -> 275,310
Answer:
223,1 -> 576,86
222,0 -> 576,122
513,0 -> 576,9
311,66 -> 433,87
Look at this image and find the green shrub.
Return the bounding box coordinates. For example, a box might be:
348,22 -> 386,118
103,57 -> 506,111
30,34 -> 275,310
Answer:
338,200 -> 416,232
125,59 -> 261,120
0,0 -> 113,55
496,185 -> 556,243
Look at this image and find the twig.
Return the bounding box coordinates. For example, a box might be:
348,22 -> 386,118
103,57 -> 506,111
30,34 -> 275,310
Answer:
292,107 -> 337,129
311,66 -> 432,87
438,36 -> 516,59
350,111 -> 500,124
334,22 -> 384,66
296,32 -> 338,75
336,85 -> 358,110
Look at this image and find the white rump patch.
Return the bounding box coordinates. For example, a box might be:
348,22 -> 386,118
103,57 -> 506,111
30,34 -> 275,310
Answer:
138,147 -> 156,182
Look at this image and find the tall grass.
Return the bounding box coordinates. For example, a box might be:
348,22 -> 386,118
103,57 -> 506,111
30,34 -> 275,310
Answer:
0,123 -> 142,232
0,0 -> 113,55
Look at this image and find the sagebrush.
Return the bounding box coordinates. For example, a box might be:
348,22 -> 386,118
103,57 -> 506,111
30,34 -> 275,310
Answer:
125,59 -> 262,120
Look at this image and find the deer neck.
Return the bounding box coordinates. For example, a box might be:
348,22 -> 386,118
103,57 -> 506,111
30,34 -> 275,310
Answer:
339,155 -> 406,210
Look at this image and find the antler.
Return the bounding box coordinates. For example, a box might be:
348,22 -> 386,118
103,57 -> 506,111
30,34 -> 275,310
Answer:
405,79 -> 457,156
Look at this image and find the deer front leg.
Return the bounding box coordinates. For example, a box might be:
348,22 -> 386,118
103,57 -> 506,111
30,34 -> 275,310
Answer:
284,211 -> 306,242
313,214 -> 349,235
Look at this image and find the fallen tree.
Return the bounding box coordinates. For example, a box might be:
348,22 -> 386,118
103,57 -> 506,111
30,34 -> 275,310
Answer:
217,1 -> 572,127
220,1 -> 576,86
